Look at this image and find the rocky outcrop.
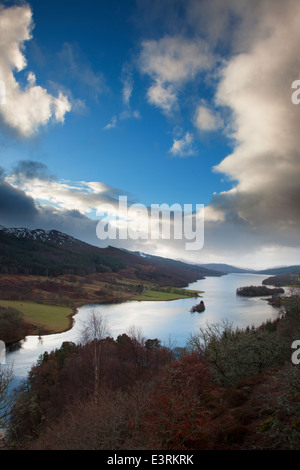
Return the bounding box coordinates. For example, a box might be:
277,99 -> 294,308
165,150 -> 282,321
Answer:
191,300 -> 205,312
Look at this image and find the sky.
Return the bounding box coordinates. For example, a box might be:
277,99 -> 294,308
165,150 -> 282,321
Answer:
0,0 -> 300,269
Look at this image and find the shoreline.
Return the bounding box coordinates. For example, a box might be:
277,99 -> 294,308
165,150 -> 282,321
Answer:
1,281 -> 204,344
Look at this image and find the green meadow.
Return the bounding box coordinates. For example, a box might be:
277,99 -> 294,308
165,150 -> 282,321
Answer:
0,300 -> 73,334
133,287 -> 203,301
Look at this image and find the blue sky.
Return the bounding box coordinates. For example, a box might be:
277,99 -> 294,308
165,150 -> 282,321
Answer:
1,0 -> 300,269
4,0 -> 232,206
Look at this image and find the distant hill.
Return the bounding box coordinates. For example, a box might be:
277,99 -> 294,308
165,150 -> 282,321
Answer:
198,263 -> 254,274
262,274 -> 300,287
199,263 -> 300,276
0,226 -> 222,287
131,252 -> 224,277
257,265 -> 300,275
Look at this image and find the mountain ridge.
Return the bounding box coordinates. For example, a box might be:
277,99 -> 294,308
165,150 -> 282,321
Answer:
0,225 -> 89,249
1,226 -> 299,280
0,226 -> 222,286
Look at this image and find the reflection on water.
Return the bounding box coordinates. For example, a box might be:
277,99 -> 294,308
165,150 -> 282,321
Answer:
6,273 -> 280,382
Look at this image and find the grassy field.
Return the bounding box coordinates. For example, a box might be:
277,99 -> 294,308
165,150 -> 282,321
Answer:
0,300 -> 74,335
133,288 -> 203,301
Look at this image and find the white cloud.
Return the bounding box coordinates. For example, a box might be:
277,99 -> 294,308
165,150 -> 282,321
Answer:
0,5 -> 71,137
209,0 -> 300,236
7,175 -> 114,214
194,104 -> 222,131
121,63 -> 134,106
147,79 -> 178,114
119,109 -> 141,120
103,109 -> 141,131
140,35 -> 211,83
169,131 -> 196,158
139,35 -> 212,114
48,81 -> 88,116
102,63 -> 141,130
122,82 -> 133,106
103,115 -> 117,130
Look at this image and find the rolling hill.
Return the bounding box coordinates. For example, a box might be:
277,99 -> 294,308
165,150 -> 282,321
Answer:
257,265 -> 300,275
199,263 -> 300,277
198,263 -> 255,274
0,226 -> 222,287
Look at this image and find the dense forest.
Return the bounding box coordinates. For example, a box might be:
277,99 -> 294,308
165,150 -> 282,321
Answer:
1,294 -> 299,450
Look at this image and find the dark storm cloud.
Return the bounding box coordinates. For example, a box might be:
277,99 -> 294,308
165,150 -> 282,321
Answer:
0,178 -> 38,225
0,177 -> 100,246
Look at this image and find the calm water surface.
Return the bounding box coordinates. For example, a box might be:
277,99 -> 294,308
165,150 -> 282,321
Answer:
7,273 -> 281,381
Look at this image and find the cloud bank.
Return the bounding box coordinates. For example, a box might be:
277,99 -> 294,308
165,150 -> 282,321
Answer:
0,4 -> 71,137
209,0 -> 300,240
135,0 -> 300,266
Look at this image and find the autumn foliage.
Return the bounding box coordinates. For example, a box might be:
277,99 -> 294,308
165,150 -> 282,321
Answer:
142,354 -> 216,449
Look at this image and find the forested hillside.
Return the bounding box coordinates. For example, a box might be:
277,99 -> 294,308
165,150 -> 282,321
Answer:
0,227 -> 221,285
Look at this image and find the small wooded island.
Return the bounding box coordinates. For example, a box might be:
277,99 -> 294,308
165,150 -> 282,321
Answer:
236,285 -> 284,297
190,300 -> 205,312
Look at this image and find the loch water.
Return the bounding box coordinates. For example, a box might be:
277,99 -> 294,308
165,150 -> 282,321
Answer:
6,273 -> 280,382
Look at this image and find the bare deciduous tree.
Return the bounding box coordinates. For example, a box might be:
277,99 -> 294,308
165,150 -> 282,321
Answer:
81,308 -> 110,403
0,363 -> 14,443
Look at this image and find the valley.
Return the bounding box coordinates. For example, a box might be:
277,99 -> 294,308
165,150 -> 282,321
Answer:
0,227 -> 211,341
1,227 -> 300,343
